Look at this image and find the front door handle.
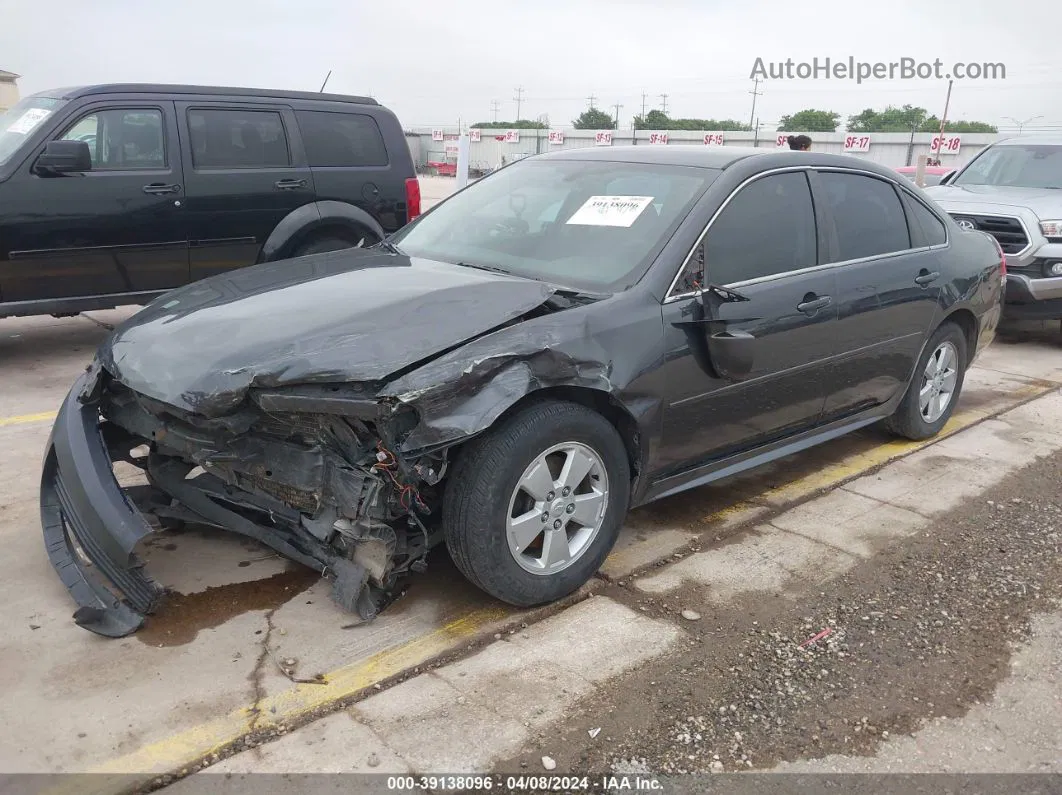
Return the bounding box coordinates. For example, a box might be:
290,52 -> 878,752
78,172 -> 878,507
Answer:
915,271 -> 941,286
797,295 -> 832,314
274,179 -> 307,190
143,183 -> 181,195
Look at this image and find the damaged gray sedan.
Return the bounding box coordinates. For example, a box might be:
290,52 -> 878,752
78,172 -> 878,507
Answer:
41,145 -> 1003,636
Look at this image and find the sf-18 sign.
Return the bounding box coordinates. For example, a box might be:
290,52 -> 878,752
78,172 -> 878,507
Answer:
647,132 -> 668,145
595,131 -> 613,146
703,133 -> 725,146
548,130 -> 565,145
843,135 -> 871,153
930,135 -> 962,154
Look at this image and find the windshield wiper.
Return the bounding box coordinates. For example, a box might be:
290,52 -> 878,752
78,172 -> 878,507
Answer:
375,238 -> 403,254
455,261 -> 513,276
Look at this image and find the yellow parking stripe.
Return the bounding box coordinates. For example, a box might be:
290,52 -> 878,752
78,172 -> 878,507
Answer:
36,380 -> 1058,793
0,410 -> 57,428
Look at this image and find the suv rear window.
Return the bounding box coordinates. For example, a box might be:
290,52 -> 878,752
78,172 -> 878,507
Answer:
188,108 -> 290,168
295,110 -> 388,168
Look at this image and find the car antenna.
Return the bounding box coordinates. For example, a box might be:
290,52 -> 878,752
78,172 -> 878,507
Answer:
319,70 -> 332,93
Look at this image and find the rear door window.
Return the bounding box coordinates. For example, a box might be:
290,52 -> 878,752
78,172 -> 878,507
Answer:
819,172 -> 911,261
295,110 -> 389,167
187,108 -> 291,168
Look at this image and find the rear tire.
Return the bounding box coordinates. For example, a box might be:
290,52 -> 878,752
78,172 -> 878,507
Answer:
291,230 -> 377,257
443,400 -> 630,608
885,322 -> 967,440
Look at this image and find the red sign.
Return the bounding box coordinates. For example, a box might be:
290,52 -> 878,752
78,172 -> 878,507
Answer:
503,129 -> 520,143
469,129 -> 481,142
431,129 -> 444,142
648,132 -> 669,145
703,133 -> 725,146
595,131 -> 613,146
843,135 -> 871,153
548,130 -> 565,145
776,134 -> 792,148
930,135 -> 962,154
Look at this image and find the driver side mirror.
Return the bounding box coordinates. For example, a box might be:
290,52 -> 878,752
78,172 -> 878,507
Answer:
34,140 -> 92,176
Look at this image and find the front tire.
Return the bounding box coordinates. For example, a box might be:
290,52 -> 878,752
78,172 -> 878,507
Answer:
443,400 -> 630,607
885,322 -> 967,440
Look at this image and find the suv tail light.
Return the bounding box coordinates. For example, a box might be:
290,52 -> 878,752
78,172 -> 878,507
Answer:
405,178 -> 421,222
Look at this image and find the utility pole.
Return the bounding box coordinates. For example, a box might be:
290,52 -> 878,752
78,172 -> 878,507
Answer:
640,92 -> 648,125
587,93 -> 598,109
513,86 -> 525,120
934,78 -> 954,163
659,93 -> 669,115
748,77 -> 762,131
612,103 -> 623,130
753,117 -> 761,147
490,100 -> 501,123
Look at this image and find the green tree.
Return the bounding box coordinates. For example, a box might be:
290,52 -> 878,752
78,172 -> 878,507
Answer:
847,104 -> 928,132
632,111 -> 751,131
777,109 -> 840,132
573,108 -> 616,129
920,116 -> 997,133
471,120 -> 547,129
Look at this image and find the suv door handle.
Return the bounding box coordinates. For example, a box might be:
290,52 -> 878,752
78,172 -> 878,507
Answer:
143,183 -> 181,195
797,295 -> 832,314
274,179 -> 307,190
915,271 -> 941,286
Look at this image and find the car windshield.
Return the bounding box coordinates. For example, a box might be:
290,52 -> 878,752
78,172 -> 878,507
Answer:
390,158 -> 717,292
0,96 -> 66,168
953,143 -> 1062,189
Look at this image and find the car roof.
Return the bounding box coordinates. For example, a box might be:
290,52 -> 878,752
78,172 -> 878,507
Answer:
992,135 -> 1062,147
538,145 -> 905,178
30,83 -> 379,106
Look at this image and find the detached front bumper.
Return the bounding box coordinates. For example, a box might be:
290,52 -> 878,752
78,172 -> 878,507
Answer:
40,370 -> 163,638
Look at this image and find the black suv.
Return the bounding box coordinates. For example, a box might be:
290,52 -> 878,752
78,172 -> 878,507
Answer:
0,84 -> 420,319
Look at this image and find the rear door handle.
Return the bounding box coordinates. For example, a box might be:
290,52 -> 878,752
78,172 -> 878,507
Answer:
797,295 -> 832,314
915,271 -> 941,286
143,183 -> 181,195
274,179 -> 307,190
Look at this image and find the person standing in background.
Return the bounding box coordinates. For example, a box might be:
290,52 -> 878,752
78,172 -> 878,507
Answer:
787,134 -> 812,151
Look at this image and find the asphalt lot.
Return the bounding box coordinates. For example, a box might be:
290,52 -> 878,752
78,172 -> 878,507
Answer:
1,180 -> 1061,787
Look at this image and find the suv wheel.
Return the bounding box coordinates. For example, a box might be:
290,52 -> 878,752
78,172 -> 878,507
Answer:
885,322 -> 968,440
443,400 -> 630,607
292,231 -> 376,257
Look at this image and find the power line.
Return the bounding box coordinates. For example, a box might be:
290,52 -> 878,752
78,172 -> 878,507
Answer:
490,100 -> 501,123
513,86 -> 525,120
659,93 -> 669,114
748,77 -> 763,131
587,93 -> 598,110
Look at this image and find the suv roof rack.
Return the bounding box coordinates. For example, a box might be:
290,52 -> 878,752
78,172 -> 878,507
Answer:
59,84 -> 379,106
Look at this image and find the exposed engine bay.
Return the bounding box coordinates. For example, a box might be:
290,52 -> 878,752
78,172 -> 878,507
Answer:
100,377 -> 450,621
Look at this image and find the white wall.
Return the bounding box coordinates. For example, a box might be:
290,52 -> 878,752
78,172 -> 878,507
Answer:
0,80 -> 19,113
406,127 -> 999,173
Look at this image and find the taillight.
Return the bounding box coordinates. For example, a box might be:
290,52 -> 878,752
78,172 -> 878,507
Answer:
405,178 -> 421,222
995,238 -> 1007,275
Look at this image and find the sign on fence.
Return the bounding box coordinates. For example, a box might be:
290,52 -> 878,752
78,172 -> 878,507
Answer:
503,130 -> 520,143
470,129 -> 481,142
431,129 -> 443,142
843,134 -> 872,153
548,130 -> 565,145
648,132 -> 669,145
595,131 -> 613,146
703,133 -> 725,146
931,135 -> 962,154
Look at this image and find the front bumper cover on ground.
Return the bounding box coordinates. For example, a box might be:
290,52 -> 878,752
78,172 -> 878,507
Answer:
40,370 -> 164,637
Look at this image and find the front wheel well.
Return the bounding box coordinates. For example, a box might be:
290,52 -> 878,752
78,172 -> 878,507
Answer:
455,387 -> 643,485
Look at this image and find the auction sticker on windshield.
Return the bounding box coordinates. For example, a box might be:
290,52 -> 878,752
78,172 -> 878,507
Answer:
6,108 -> 51,135
566,195 -> 654,227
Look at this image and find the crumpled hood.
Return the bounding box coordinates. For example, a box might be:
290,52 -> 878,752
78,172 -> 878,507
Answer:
925,184 -> 1062,218
98,249 -> 556,417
